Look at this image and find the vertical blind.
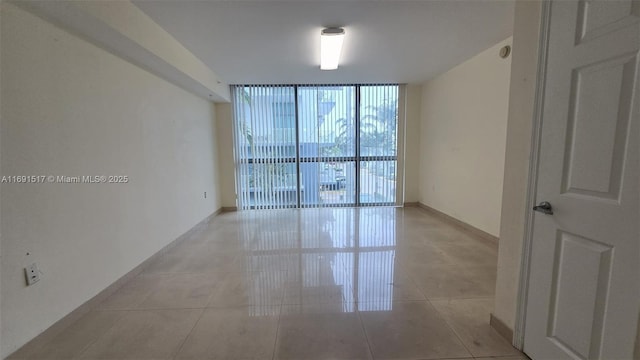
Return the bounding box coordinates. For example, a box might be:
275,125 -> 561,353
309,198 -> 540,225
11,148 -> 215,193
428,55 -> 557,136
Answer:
231,84 -> 401,210
232,85 -> 297,210
298,85 -> 356,208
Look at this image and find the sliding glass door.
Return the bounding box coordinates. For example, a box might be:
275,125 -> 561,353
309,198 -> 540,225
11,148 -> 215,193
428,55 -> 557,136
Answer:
232,84 -> 400,210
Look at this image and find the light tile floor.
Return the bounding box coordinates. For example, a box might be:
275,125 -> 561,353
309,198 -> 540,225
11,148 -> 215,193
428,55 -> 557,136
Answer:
11,207 -> 528,360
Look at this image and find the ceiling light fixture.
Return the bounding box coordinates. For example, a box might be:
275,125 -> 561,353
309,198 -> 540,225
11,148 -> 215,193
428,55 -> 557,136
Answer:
320,28 -> 345,70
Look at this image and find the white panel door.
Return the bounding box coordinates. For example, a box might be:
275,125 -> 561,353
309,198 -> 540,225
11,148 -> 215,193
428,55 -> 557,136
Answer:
524,1 -> 639,359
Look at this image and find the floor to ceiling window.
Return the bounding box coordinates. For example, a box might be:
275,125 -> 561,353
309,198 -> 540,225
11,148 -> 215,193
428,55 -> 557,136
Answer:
232,84 -> 402,210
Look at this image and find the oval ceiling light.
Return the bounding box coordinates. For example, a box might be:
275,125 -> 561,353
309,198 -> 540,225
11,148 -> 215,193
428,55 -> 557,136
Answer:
320,28 -> 345,70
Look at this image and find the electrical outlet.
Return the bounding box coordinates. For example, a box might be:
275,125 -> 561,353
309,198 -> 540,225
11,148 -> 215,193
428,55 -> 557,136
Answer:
204,191 -> 207,199
25,263 -> 41,286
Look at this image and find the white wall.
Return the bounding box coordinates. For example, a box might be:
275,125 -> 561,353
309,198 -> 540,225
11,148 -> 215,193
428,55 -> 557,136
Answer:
215,103 -> 237,209
403,84 -> 422,204
15,0 -> 230,102
418,38 -> 512,236
494,1 -> 542,333
0,4 -> 222,356
0,1 -> 4,352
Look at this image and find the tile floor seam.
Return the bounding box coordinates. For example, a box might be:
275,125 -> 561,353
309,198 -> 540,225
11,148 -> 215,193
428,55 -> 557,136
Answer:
72,310 -> 126,360
270,286 -> 285,360
425,298 -> 475,359
170,307 -> 208,360
124,276 -> 161,310
16,311 -> 123,360
202,273 -> 225,310
355,305 -> 376,360
425,296 -> 495,302
97,275 -> 149,310
398,265 -> 430,301
95,305 -> 212,312
414,356 -> 475,360
394,257 -> 429,283
359,299 -> 468,360
356,299 -> 428,305
373,355 -> 474,360
143,270 -> 241,276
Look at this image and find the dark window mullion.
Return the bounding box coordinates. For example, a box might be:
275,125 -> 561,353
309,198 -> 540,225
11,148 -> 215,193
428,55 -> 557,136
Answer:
294,85 -> 302,208
299,157 -> 357,163
359,156 -> 397,162
240,158 -> 297,164
355,85 -> 361,207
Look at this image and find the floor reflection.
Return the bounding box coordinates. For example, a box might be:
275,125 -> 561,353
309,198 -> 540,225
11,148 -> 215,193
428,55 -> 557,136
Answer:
16,207 -> 518,360
239,207 -> 398,312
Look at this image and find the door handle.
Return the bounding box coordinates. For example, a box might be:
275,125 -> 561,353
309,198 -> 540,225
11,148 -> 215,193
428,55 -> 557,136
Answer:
533,201 -> 553,215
